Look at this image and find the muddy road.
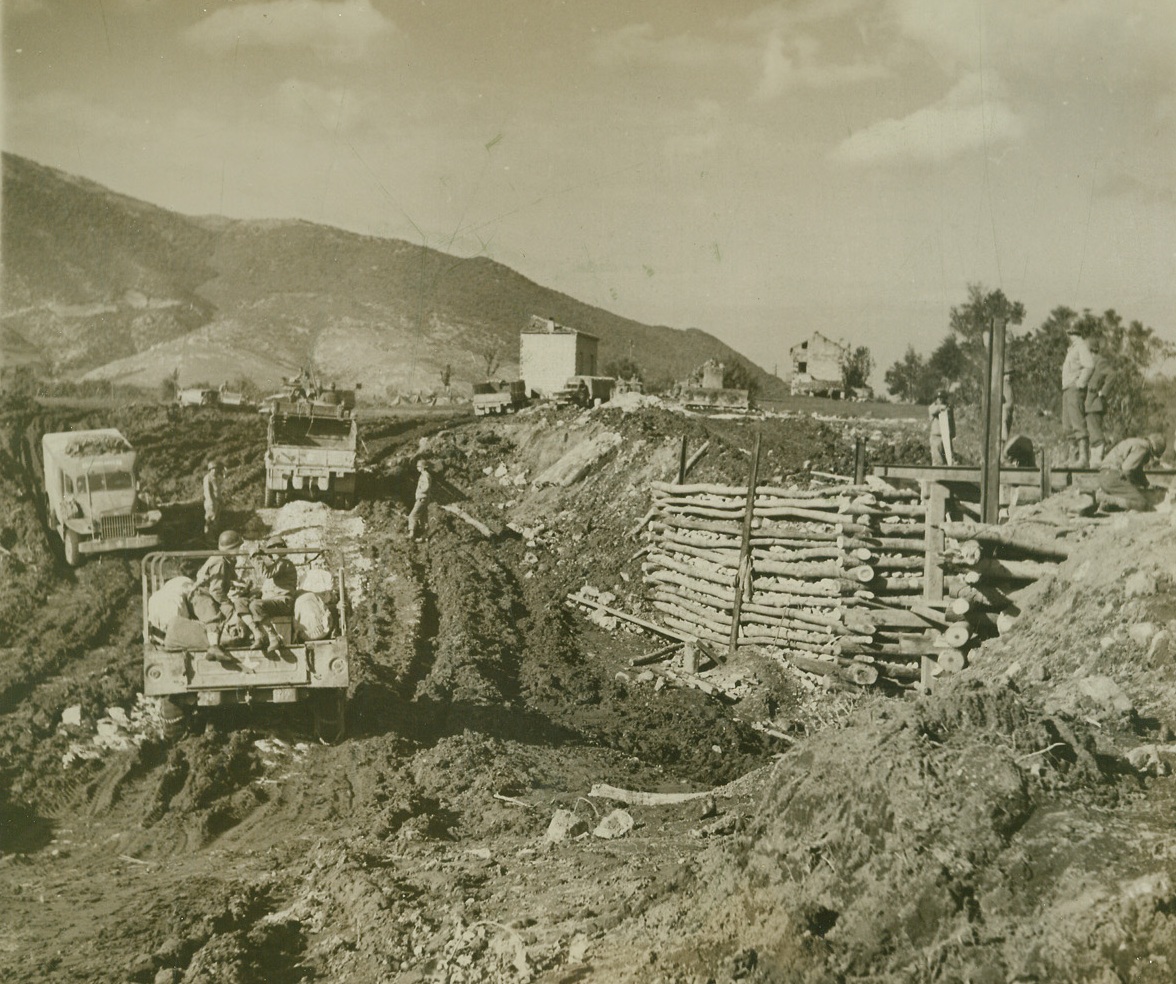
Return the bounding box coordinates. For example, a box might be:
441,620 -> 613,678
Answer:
2,397 -> 1175,983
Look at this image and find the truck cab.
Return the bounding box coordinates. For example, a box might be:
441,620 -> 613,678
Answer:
39,429 -> 162,566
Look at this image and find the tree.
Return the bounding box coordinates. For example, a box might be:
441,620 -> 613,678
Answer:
480,343 -> 501,379
159,368 -> 179,404
945,284 -> 1026,404
440,363 -> 453,392
604,357 -> 643,382
884,345 -> 929,403
840,346 -> 873,391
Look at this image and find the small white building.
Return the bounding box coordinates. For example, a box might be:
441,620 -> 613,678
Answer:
790,332 -> 849,397
519,315 -> 599,397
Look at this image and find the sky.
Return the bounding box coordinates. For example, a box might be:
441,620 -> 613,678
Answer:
4,0 -> 1175,381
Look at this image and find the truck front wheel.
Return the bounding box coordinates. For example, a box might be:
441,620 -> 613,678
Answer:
63,529 -> 82,567
159,698 -> 188,741
310,690 -> 346,744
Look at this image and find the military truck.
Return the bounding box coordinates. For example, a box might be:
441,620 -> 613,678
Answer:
552,375 -> 614,408
472,379 -> 528,416
28,428 -> 162,566
264,393 -> 358,508
142,546 -> 349,741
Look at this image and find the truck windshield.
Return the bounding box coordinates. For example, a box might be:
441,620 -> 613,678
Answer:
79,470 -> 134,492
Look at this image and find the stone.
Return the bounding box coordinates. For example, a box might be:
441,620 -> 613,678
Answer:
545,809 -> 589,843
61,705 -> 82,728
1124,571 -> 1157,599
1148,630 -> 1171,663
1128,622 -> 1157,646
1078,675 -> 1134,716
593,809 -> 634,840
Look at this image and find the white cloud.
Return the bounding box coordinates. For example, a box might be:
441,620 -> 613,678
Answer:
183,0 -> 393,63
756,30 -> 887,98
832,71 -> 1023,165
590,23 -> 735,70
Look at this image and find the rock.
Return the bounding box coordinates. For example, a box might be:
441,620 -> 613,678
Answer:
545,809 -> 589,843
698,795 -> 717,820
1125,571 -> 1157,599
61,705 -> 83,727
1078,675 -> 1134,716
154,970 -> 180,984
1127,622 -> 1157,647
1147,630 -> 1171,663
636,670 -> 655,684
593,809 -> 634,840
1026,663 -> 1050,684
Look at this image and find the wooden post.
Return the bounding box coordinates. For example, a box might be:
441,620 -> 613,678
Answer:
1039,453 -> 1051,501
729,430 -> 763,657
980,318 -> 1006,524
923,482 -> 947,603
677,435 -> 688,485
853,438 -> 866,486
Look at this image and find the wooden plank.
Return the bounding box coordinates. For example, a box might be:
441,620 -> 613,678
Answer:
923,482 -> 947,602
981,317 -> 1006,524
730,430 -> 763,657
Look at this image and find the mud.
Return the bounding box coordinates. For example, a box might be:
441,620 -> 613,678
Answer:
2,396 -> 1175,983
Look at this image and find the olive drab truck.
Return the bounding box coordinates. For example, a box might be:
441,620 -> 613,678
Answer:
263,389 -> 358,508
30,428 -> 162,566
142,545 -> 350,741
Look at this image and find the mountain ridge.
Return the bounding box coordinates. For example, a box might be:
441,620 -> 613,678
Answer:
1,152 -> 785,398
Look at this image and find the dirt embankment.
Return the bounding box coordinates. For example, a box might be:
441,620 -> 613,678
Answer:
2,396 -> 1175,984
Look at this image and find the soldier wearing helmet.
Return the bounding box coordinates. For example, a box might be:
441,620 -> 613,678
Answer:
190,529 -> 244,661
239,537 -> 298,653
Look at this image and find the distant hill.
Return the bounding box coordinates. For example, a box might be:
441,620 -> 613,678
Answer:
1,153 -> 785,399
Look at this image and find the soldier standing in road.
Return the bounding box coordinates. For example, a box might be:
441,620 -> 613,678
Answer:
1061,324 -> 1094,467
1085,337 -> 1111,467
203,460 -> 223,537
407,458 -> 432,541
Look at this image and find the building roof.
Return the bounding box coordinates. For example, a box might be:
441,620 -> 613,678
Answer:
522,314 -> 600,341
789,331 -> 849,358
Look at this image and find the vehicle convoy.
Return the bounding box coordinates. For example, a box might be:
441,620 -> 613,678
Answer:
263,388 -> 358,508
142,545 -> 350,741
25,427 -> 162,566
472,379 -> 528,416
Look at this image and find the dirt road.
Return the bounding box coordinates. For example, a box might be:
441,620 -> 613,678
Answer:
2,398 -> 1174,983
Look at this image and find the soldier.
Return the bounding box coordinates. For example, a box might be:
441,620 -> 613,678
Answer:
1084,337 -> 1111,466
190,529 -> 243,661
1061,324 -> 1094,466
1096,433 -> 1166,512
928,391 -> 955,465
202,460 -> 223,537
407,458 -> 432,541
241,537 -> 298,652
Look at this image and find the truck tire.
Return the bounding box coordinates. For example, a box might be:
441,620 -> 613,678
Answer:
63,529 -> 82,567
274,488 -> 286,507
159,698 -> 188,741
311,690 -> 346,744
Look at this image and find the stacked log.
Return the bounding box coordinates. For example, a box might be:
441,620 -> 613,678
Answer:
640,480 -> 1064,691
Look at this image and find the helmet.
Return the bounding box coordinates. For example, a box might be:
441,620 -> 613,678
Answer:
207,460 -> 219,470
1147,433 -> 1166,455
218,529 -> 243,551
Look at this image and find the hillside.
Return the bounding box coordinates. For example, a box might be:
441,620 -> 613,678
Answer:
0,153 -> 784,398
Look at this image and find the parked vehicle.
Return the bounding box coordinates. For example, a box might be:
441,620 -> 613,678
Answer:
472,380 -> 528,416
552,375 -> 614,408
176,387 -> 217,408
142,546 -> 349,742
26,428 -> 162,566
680,386 -> 751,412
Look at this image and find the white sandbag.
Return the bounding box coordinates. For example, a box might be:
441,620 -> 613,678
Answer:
149,576 -> 194,633
299,568 -> 334,596
294,591 -> 332,641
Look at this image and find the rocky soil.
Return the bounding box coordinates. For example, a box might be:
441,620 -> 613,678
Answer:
1,394 -> 1174,984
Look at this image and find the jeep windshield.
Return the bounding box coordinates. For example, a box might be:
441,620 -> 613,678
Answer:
76,470 -> 134,493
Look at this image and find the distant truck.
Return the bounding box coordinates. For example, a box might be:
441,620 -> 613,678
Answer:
28,428 -> 162,566
264,393 -> 358,508
680,386 -> 751,413
552,375 -> 614,408
175,385 -> 254,412
142,546 -> 350,742
472,380 -> 528,416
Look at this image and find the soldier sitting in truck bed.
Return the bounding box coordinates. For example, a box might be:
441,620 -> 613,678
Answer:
190,529 -> 245,661
241,537 -> 298,653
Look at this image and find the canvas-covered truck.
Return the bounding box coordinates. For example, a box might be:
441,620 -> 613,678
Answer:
142,546 -> 349,741
29,428 -> 162,566
472,380 -> 528,416
264,397 -> 358,508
